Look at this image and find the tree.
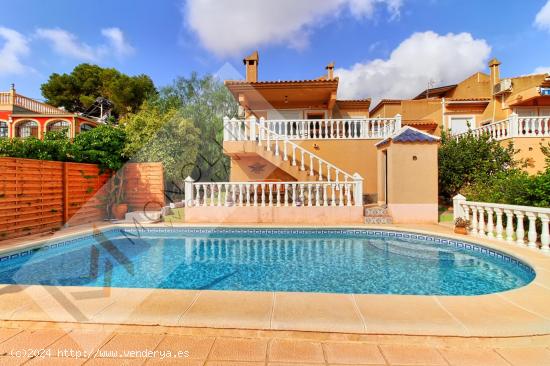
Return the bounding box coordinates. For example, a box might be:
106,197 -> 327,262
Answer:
41,64 -> 156,118
71,124 -> 127,171
438,131 -> 519,203
156,73 -> 238,181
122,101 -> 201,183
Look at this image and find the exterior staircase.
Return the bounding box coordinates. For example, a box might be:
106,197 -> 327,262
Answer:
364,205 -> 393,224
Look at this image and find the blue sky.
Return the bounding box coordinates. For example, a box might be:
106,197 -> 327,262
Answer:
1,0 -> 550,102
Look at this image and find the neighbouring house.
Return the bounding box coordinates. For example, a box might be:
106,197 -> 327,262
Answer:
0,84 -> 101,140
370,58 -> 550,172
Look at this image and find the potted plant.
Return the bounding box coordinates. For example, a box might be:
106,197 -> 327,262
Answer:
454,217 -> 471,235
110,169 -> 128,220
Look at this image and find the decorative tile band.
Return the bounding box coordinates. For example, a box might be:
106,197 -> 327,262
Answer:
0,226 -> 535,275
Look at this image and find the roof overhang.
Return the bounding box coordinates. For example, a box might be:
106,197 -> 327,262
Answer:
225,79 -> 339,110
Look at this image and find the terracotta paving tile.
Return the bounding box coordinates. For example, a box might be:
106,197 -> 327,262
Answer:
154,335 -> 214,360
82,358 -> 146,365
495,347 -> 550,366
438,347 -> 509,366
0,329 -> 22,344
49,330 -> 115,358
323,342 -> 386,365
0,329 -> 66,356
145,359 -> 204,366
24,357 -> 86,365
268,339 -> 324,364
0,356 -> 26,366
379,344 -> 448,366
205,362 -> 263,366
97,334 -> 165,358
208,338 -> 267,362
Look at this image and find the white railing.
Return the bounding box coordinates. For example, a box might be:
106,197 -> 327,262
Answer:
453,195 -> 550,253
13,94 -> 64,115
224,115 -> 401,141
184,177 -> 363,208
453,113 -> 550,140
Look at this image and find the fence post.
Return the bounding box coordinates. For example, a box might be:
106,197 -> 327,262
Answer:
353,173 -> 364,207
509,113 -> 519,137
453,194 -> 466,221
62,162 -> 69,225
249,115 -> 256,141
223,116 -> 230,141
184,176 -> 195,207
395,114 -> 402,131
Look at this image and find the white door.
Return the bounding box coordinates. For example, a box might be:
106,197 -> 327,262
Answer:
449,117 -> 473,135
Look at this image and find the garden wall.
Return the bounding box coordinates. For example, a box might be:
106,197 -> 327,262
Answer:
0,158 -> 164,240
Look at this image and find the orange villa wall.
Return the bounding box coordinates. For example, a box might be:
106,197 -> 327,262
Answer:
500,137 -> 549,174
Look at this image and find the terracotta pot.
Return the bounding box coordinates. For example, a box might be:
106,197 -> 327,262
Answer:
112,203 -> 128,220
454,226 -> 468,235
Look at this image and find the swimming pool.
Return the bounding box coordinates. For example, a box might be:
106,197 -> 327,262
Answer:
0,227 -> 535,295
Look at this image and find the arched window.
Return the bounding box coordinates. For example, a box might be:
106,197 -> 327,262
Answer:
47,120 -> 71,135
79,123 -> 94,133
0,121 -> 7,138
15,120 -> 39,138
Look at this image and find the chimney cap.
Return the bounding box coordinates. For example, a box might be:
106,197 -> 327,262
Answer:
325,62 -> 335,69
488,58 -> 501,67
243,50 -> 259,65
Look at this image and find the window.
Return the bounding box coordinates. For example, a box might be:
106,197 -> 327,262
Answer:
47,120 -> 70,135
15,120 -> 39,138
449,117 -> 473,135
0,121 -> 7,138
79,123 -> 94,133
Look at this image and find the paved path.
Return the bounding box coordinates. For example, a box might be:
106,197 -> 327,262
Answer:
0,322 -> 549,365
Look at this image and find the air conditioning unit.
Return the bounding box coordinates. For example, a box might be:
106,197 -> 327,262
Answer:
493,79 -> 512,95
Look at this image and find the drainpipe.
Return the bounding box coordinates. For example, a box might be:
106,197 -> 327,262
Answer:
441,97 -> 446,131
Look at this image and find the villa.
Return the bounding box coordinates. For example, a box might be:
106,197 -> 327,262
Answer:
0,84 -> 100,139
371,58 -> 550,172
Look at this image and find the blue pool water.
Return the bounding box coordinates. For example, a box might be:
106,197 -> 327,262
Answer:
0,228 -> 535,295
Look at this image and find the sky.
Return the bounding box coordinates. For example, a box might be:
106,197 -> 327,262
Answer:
1,0 -> 550,103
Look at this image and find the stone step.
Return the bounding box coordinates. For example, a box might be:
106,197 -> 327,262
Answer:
364,216 -> 393,225
364,205 -> 393,224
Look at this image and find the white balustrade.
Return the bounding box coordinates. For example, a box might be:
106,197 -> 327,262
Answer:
224,116 -> 400,141
453,113 -> 550,141
453,194 -> 550,253
184,178 -> 363,208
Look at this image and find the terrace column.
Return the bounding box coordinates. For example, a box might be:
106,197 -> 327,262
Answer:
453,194 -> 466,221
184,176 -> 195,207
395,114 -> 402,131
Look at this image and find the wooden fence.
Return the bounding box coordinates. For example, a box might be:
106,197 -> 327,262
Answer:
0,158 -> 164,240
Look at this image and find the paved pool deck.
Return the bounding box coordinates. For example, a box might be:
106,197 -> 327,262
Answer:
0,222 -> 550,340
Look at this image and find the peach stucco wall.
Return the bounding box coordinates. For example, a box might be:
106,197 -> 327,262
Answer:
185,206 -> 364,224
501,137 -> 549,174
230,156 -> 297,182
377,141 -> 439,223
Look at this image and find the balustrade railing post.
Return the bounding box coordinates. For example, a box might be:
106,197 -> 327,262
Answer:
526,212 -> 538,249
353,173 -> 364,207
452,194 -> 466,221
184,176 -> 195,207
495,208 -> 503,240
223,116 -> 230,141
504,210 -> 514,242
509,113 -> 519,137
540,213 -> 550,253
395,114 -> 402,132
514,210 -> 525,245
249,116 -> 256,141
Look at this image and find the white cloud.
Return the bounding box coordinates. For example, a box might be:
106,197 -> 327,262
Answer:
184,0 -> 403,56
0,26 -> 30,76
35,27 -> 134,62
335,31 -> 491,102
535,0 -> 550,32
101,27 -> 135,58
535,66 -> 550,74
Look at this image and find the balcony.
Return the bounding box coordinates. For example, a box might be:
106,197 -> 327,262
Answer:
223,116 -> 402,142
453,114 -> 550,140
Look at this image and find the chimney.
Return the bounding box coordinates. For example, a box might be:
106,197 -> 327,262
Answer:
488,58 -> 501,86
243,51 -> 259,83
326,62 -> 335,80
